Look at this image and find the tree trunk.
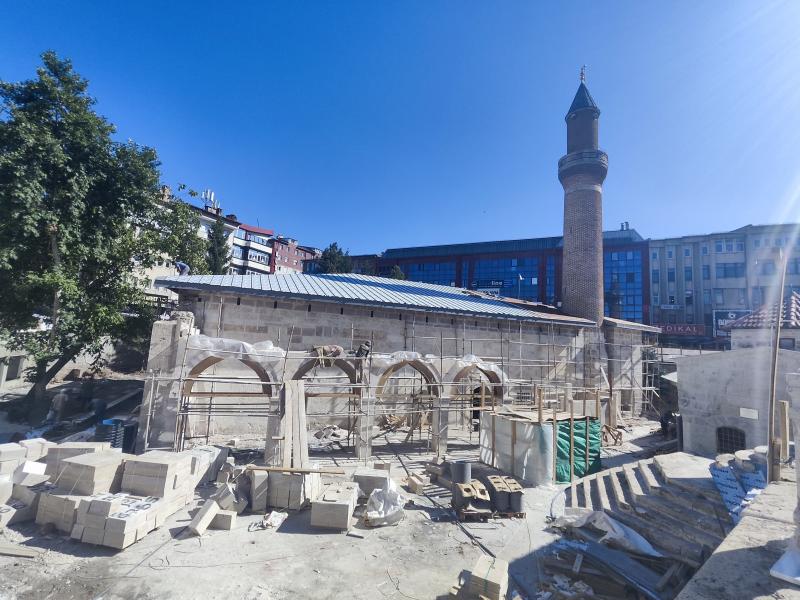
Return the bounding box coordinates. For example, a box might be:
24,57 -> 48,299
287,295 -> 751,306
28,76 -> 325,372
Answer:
25,353 -> 76,425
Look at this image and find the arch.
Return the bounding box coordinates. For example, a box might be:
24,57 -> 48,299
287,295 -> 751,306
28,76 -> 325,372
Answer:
183,355 -> 272,397
374,359 -> 441,398
716,426 -> 746,454
449,363 -> 505,401
292,357 -> 358,384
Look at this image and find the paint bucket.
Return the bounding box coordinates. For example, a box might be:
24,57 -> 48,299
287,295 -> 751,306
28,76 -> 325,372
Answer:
449,460 -> 472,485
509,490 -> 523,513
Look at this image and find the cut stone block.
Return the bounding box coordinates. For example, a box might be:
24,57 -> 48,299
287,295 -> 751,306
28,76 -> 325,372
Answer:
249,470 -> 269,513
407,474 -> 429,494
310,482 -> 358,530
0,443 -> 26,462
267,471 -> 320,510
210,509 -> 236,530
213,483 -> 237,511
188,500 -> 220,536
102,528 -> 137,550
353,468 -> 390,496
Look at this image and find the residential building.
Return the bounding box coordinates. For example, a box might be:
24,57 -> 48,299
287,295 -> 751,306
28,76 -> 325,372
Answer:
649,223 -> 800,343
231,223 -> 275,275
270,237 -> 320,274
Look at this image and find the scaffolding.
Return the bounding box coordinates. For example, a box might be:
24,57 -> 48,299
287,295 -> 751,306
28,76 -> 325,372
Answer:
141,319 -> 660,455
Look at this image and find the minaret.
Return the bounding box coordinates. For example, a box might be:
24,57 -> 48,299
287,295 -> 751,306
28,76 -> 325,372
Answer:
559,70 -> 608,324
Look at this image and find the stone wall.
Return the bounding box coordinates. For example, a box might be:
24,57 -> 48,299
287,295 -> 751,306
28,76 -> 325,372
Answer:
676,347 -> 800,456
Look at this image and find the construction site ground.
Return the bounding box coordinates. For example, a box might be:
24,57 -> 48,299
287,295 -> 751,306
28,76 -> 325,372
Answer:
0,431 -> 565,600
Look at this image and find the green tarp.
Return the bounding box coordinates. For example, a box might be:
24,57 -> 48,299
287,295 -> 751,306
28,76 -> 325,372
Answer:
555,418 -> 602,483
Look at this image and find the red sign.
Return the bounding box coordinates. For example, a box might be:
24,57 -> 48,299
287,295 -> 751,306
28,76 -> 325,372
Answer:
661,324 -> 706,336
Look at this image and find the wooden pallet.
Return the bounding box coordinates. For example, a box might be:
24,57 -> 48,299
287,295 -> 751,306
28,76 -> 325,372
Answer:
493,511 -> 526,519
457,508 -> 492,523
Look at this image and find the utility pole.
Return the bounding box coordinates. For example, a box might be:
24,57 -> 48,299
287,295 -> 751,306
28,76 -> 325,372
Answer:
768,248 -> 787,482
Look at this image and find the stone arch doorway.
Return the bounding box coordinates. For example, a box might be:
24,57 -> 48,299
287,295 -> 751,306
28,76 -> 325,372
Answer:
178,355 -> 273,448
374,359 -> 441,445
449,363 -> 504,433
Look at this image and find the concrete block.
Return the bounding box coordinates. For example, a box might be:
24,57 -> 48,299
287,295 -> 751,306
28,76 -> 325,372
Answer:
210,509 -> 237,530
267,471 -> 320,510
188,500 -> 220,536
212,483 -> 237,511
81,526 -> 106,545
373,461 -> 392,473
310,483 -> 357,530
102,528 -> 137,550
0,443 -> 26,462
0,499 -> 35,527
353,468 -> 390,496
407,474 -> 429,494
249,470 -> 269,513
0,481 -> 12,504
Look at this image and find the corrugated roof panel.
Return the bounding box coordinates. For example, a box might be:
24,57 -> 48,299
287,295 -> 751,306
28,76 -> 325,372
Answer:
155,273 -> 595,325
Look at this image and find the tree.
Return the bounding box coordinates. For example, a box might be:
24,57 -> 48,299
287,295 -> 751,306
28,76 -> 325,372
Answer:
147,189 -> 209,275
206,217 -> 230,275
316,243 -> 352,274
388,265 -> 406,280
0,51 -> 164,422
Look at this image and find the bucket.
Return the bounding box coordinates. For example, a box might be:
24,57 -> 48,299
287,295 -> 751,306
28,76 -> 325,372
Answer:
449,460 -> 472,485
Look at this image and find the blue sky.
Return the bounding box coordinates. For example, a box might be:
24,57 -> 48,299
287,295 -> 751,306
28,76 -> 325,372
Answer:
2,2 -> 799,253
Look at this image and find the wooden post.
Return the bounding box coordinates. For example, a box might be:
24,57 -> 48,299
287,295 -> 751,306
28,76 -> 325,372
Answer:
582,394 -> 587,418
584,415 -> 590,475
569,400 -> 575,482
552,404 -> 558,483
595,388 -> 601,421
511,419 -> 517,474
780,400 -> 790,461
538,387 -> 544,424
491,412 -> 496,468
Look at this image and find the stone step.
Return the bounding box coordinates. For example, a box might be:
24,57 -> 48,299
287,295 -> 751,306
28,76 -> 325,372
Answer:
580,476 -> 592,509
637,459 -> 662,495
635,494 -> 726,544
606,468 -> 631,511
608,507 -> 705,569
594,473 -> 612,513
621,463 -> 646,502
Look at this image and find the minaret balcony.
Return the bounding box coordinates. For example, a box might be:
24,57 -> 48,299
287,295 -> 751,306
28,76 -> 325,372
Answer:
557,149 -> 608,182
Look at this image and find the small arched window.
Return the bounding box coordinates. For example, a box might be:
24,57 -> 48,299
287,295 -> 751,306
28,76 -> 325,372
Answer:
716,427 -> 746,454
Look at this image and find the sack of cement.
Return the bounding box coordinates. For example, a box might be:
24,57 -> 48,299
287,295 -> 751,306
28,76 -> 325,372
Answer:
363,480 -> 404,527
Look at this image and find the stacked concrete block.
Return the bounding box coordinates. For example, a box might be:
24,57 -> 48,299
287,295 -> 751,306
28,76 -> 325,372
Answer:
103,495 -> 160,549
35,490 -> 83,533
18,438 -> 56,462
466,555 -> 508,600
11,460 -> 48,486
0,443 -> 27,477
210,509 -> 236,531
249,470 -> 269,513
56,451 -> 128,495
310,482 -> 358,530
121,451 -> 192,497
353,468 -> 390,496
188,499 -> 220,536
267,471 -> 321,510
45,442 -> 111,476
0,498 -> 37,527
186,445 -> 227,484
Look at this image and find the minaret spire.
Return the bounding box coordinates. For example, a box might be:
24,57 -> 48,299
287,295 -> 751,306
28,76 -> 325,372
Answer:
579,65 -> 586,83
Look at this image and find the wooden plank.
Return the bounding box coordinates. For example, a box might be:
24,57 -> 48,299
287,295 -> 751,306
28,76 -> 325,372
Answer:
585,415 -> 590,474
297,381 -> 309,467
281,384 -> 294,468
511,419 -> 517,474
780,400 -> 790,460
537,388 -> 543,423
0,543 -> 40,558
595,388 -> 601,420
246,465 -> 345,475
569,400 -> 574,482
491,412 -> 496,468
552,404 -> 558,482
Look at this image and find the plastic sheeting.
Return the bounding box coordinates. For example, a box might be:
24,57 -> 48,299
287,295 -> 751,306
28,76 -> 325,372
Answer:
554,507 -> 663,557
364,479 -> 405,527
185,334 -> 285,370
479,412 -> 554,485
555,419 -> 601,483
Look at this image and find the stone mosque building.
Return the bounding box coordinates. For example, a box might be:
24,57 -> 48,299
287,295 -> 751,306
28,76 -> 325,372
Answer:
137,78 -> 658,460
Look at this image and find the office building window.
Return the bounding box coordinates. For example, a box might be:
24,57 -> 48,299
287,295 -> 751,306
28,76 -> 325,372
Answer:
735,241 -> 745,252
471,258 -> 538,299
651,250 -> 658,260
667,268 -> 675,282
546,256 -> 556,305
714,289 -> 725,305
684,267 -> 693,282
738,288 -> 747,305
703,290 -> 711,305
702,245 -> 709,256
702,265 -> 710,280
760,260 -> 776,276
653,293 -> 659,305
715,263 -> 746,278
726,240 -> 734,252
685,290 -> 693,305
604,249 -> 643,322
406,261 -> 457,287
754,239 -> 761,248
668,295 -> 676,304
715,240 -> 724,253
667,248 -> 674,259
652,270 -> 660,284
684,247 -> 691,257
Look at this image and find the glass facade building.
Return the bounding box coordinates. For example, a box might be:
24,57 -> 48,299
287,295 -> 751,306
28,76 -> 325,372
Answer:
378,229 -> 650,323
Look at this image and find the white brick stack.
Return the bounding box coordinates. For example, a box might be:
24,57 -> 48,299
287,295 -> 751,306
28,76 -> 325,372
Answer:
121,451 -> 193,498
45,442 -> 111,476
56,451 -> 128,495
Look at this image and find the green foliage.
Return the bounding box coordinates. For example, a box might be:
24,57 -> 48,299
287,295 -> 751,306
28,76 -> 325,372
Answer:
0,51 -> 164,421
315,243 -> 352,274
388,265 -> 406,280
206,217 -> 230,275
145,191 -> 209,275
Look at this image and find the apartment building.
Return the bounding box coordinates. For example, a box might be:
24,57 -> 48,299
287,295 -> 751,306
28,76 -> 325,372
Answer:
649,223 -> 800,343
